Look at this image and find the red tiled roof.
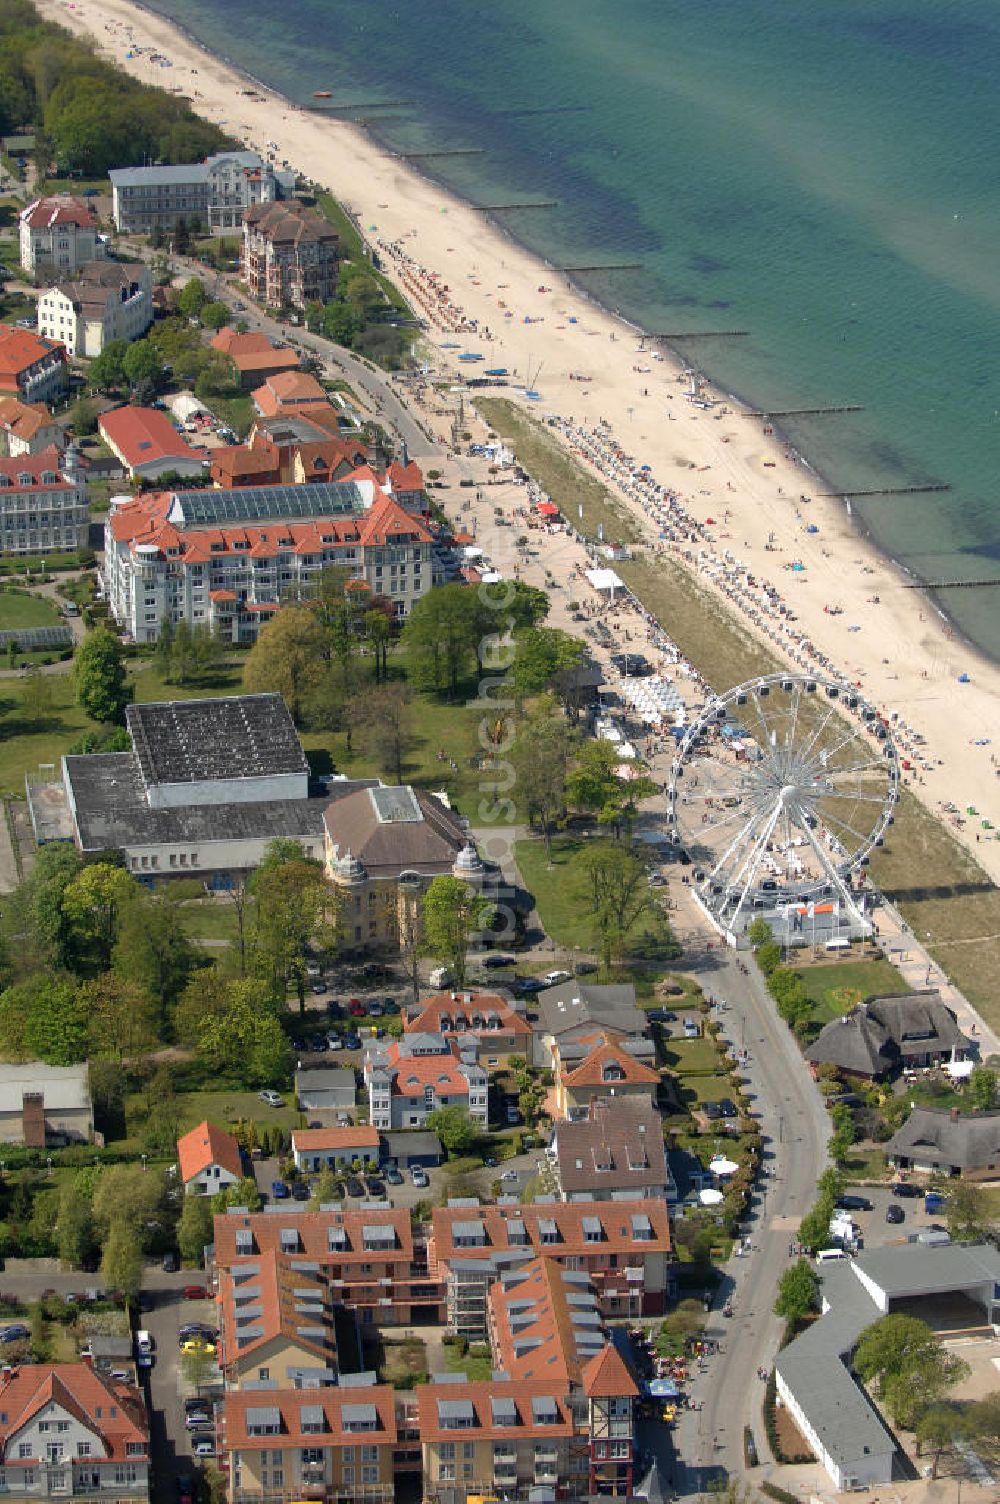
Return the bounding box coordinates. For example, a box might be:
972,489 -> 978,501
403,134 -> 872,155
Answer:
253,372 -> 327,416
213,1206 -> 413,1267
99,406 -> 204,470
210,441 -> 281,483
429,1198 -> 672,1263
0,327 -> 67,383
415,1380 -> 574,1444
405,990 -> 531,1040
217,1250 -> 330,1369
292,1126 -> 379,1154
386,459 -> 424,493
0,1364 -> 148,1462
581,1343 -> 639,1399
223,1384 -> 396,1449
0,398 -> 63,442
0,445 -> 70,490
209,589 -> 236,603
357,492 -> 432,547
21,195 -> 96,230
562,1036 -> 660,1089
177,1120 -> 243,1183
489,1257 -> 588,1387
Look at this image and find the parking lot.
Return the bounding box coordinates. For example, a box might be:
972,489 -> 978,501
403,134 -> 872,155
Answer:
834,1181 -> 948,1251
143,1278 -> 219,1503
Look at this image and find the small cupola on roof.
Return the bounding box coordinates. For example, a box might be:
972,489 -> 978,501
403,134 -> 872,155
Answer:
332,849 -> 367,883
452,841 -> 483,878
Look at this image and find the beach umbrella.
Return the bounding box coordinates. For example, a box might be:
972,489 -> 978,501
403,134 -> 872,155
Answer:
709,1155 -> 738,1177
699,1188 -> 724,1206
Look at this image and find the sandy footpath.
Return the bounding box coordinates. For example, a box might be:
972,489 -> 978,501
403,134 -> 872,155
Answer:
39,0 -> 1000,881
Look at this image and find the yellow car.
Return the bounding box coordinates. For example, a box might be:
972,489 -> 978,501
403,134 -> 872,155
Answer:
181,1338 -> 216,1356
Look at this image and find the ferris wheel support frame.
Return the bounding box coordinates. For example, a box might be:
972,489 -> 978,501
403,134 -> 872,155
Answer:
667,671 -> 899,945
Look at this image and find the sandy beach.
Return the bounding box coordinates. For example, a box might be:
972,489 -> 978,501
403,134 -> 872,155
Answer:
38,0 -> 1000,882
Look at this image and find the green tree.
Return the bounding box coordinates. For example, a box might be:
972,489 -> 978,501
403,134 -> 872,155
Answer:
180,1345 -> 216,1391
213,1176 -> 262,1213
945,1179 -> 994,1243
321,300 -> 364,348
23,977 -> 88,1065
756,940 -> 782,975
178,1193 -> 214,1267
113,887 -> 195,1024
581,841 -> 655,970
62,862 -> 137,972
101,1221 -> 143,1304
243,605 -> 327,723
426,1105 -> 477,1156
73,625 -> 132,724
402,583 -> 485,698
773,1258 -> 820,1323
173,215 -> 190,254
854,1314 -> 969,1426
56,1177 -> 96,1268
353,683 -> 416,785
79,973 -> 158,1061
510,703 -> 578,854
87,339 -> 129,393
746,918 -> 772,947
123,340 -> 165,398
309,1169 -> 340,1208
565,739 -> 657,834
3,842 -> 81,973
93,1163 -> 170,1249
193,979 -> 292,1086
510,626 -> 584,702
200,300 -> 230,331
969,1066 -> 997,1111
250,854 -> 339,1013
422,875 -> 491,989
915,1404 -> 972,1478
177,276 -> 206,319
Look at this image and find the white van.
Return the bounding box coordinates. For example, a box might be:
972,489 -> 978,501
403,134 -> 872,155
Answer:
429,966 -> 452,989
825,936 -> 850,952
135,1330 -> 153,1356
815,1247 -> 847,1263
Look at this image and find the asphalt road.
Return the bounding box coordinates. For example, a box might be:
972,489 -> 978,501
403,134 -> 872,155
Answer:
668,934 -> 831,1493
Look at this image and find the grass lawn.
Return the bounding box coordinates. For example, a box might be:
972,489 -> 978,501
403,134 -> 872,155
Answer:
117,1089 -> 300,1148
476,398 -> 641,547
514,833 -> 677,964
203,393 -> 255,438
443,1345 -> 493,1382
0,671 -> 97,799
661,1036 -> 721,1075
792,956 -> 909,1026
676,1072 -> 734,1107
315,193 -> 411,316
0,593 -> 62,631
840,1146 -> 887,1182
177,900 -> 239,943
129,657 -> 245,704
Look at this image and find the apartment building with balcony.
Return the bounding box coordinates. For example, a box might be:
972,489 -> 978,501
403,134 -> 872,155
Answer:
402,989 -> 533,1069
240,201 -> 338,310
213,1206 -> 445,1328
110,152 -> 295,235
0,328 -> 68,407
0,1364 -> 150,1504
217,1251 -> 337,1390
429,1198 -> 672,1338
38,262 -> 153,358
364,1034 -> 488,1133
19,196 -> 102,276
0,445 -> 88,558
104,479 -> 432,643
221,1384 -> 397,1504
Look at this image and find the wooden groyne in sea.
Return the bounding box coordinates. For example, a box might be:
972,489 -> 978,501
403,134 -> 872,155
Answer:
556,261 -> 642,273
307,100 -> 415,112
903,577 -> 1000,590
472,201 -> 559,212
747,404 -> 863,417
652,330 -> 750,339
819,483 -> 951,497
399,148 -> 486,159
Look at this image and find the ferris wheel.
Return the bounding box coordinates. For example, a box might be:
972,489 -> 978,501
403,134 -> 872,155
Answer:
666,674 -> 900,941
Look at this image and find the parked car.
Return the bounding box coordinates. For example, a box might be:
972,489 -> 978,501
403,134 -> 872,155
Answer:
259,1089 -> 284,1108
191,1436 -> 216,1458
291,1181 -> 310,1202
893,1182 -> 921,1199
718,1098 -> 737,1119
703,1102 -> 722,1121
382,999 -> 399,1014
385,1169 -> 404,1186
179,1324 -> 216,1342
499,1169 -> 519,1183
367,1002 -> 383,1018
836,1195 -> 873,1212
410,1168 -> 429,1189
366,1179 -> 386,1198
344,1032 -> 362,1050
305,963 -> 321,978
310,980 -> 327,995
0,1323 -> 29,1343
348,1000 -> 366,1018
515,977 -> 546,994
483,954 -> 515,970
184,1410 -> 211,1430
885,1205 -> 905,1225
161,1252 -> 178,1273
573,960 -> 598,975
326,1034 -> 344,1052
541,970 -> 572,987
182,1285 -> 209,1300
345,1178 -> 365,1198
180,1338 -> 216,1356
271,1180 -> 290,1200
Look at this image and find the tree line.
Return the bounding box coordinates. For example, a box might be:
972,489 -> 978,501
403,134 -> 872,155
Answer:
0,0 -> 231,175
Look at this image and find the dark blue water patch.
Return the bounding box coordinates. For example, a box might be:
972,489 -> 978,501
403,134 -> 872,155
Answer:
688,253 -> 729,275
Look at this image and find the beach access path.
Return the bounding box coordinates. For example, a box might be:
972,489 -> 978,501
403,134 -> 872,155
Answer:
34,0 -> 1000,883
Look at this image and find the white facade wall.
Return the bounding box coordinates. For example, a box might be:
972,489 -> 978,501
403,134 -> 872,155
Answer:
185,1161 -> 240,1196
120,832 -> 322,881
19,218 -> 101,275
774,1370 -> 893,1491
104,525 -> 432,644
0,475 -> 88,557
6,1396 -> 149,1498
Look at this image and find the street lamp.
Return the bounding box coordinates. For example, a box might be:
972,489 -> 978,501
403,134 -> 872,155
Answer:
45,1157 -> 52,1178
141,1153 -> 148,1173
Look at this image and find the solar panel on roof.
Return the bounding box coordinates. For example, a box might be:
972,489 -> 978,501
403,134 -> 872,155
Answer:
173,481 -> 366,527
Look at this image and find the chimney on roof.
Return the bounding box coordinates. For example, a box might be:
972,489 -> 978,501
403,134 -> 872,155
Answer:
22,1092 -> 45,1148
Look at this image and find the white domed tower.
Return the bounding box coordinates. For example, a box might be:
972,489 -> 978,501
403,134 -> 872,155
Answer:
452,841 -> 485,889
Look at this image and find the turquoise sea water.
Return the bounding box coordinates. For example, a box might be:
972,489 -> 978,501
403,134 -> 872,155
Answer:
148,0 -> 1000,655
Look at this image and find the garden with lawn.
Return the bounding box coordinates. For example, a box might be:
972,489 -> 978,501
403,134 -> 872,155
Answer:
0,590 -> 63,631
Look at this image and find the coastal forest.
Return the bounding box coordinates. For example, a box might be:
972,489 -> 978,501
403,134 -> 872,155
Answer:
0,0 -> 231,175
